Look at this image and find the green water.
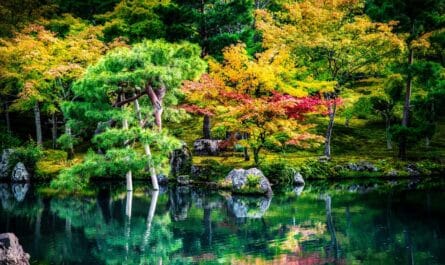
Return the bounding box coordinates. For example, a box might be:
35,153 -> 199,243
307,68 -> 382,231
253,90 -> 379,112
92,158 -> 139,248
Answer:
1,179 -> 445,264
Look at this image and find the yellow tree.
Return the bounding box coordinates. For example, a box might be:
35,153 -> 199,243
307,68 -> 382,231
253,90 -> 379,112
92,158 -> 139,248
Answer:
0,16 -> 111,147
256,0 -> 404,158
206,44 -> 324,164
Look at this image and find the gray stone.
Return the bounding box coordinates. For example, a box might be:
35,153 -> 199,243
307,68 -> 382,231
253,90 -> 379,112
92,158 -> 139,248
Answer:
11,163 -> 30,182
177,175 -> 190,185
11,184 -> 30,202
406,164 -> 420,176
193,139 -> 223,156
226,195 -> 271,218
345,161 -> 378,172
170,144 -> 192,176
156,174 -> 168,185
387,169 -> 398,177
225,168 -> 273,196
293,172 -> 305,186
0,233 -> 30,265
0,149 -> 14,178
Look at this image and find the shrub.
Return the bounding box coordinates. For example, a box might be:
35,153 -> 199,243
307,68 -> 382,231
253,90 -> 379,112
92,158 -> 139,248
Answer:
0,129 -> 20,150
8,142 -> 43,174
261,161 -> 296,185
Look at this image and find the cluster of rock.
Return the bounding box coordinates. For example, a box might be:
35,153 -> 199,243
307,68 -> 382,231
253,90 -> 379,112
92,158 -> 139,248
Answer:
0,233 -> 30,265
0,150 -> 30,182
193,139 -> 222,156
344,161 -> 379,172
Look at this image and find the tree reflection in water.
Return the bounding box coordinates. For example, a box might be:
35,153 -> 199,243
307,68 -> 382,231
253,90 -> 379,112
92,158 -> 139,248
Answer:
0,180 -> 445,264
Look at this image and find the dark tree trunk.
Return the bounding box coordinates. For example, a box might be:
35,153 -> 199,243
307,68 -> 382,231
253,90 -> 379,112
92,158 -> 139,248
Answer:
51,113 -> 57,149
323,100 -> 337,158
399,45 -> 414,159
243,147 -> 250,161
203,115 -> 211,139
385,115 -> 392,150
253,147 -> 260,165
3,101 -> 11,133
34,102 -> 43,145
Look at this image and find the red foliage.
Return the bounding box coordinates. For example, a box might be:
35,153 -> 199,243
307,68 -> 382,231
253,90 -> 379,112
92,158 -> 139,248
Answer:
180,104 -> 214,116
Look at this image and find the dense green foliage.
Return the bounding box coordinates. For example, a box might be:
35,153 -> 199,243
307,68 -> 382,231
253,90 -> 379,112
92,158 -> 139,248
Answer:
0,0 -> 443,188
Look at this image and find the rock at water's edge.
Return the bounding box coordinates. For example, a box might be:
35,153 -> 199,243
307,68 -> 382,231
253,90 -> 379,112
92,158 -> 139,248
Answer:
0,233 -> 30,265
11,163 -> 30,182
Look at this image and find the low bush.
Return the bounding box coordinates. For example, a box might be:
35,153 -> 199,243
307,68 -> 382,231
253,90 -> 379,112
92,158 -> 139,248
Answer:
8,142 -> 43,174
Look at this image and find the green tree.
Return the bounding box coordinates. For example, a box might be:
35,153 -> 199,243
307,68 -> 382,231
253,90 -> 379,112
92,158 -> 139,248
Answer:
95,0 -> 169,43
55,40 -> 205,191
366,0 -> 445,158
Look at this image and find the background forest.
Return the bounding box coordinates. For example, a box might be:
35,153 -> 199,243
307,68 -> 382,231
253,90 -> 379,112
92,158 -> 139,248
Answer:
0,0 -> 444,192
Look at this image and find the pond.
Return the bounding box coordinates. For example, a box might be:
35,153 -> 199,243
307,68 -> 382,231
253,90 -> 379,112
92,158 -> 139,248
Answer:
1,179 -> 445,264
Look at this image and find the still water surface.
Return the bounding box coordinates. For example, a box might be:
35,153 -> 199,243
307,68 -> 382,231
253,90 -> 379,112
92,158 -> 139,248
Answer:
1,179 -> 445,264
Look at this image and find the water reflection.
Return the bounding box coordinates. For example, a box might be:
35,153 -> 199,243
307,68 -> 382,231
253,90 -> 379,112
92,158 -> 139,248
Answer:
0,180 -> 444,264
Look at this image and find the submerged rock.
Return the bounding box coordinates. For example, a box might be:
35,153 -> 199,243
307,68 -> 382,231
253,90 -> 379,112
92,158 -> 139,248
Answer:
226,195 -> 271,218
11,163 -> 30,182
0,149 -> 14,179
11,184 -> 30,202
193,139 -> 222,156
0,184 -> 13,210
0,233 -> 30,265
225,168 -> 272,196
170,144 -> 192,177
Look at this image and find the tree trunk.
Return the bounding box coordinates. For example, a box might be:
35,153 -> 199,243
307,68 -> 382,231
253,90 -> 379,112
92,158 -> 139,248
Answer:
399,47 -> 414,159
203,115 -> 211,139
3,101 -> 11,133
323,100 -> 337,158
243,147 -> 250,161
385,115 -> 392,150
425,137 -> 430,148
134,97 -> 159,190
253,147 -> 260,165
34,102 -> 43,145
65,124 -> 74,159
121,96 -> 133,192
146,84 -> 166,131
142,190 -> 159,249
51,113 -> 57,149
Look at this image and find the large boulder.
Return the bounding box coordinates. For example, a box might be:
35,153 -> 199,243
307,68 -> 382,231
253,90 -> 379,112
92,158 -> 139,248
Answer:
0,149 -> 14,179
193,139 -> 222,156
226,195 -> 271,219
11,163 -> 30,182
170,144 -> 192,176
0,233 -> 30,265
225,168 -> 273,196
